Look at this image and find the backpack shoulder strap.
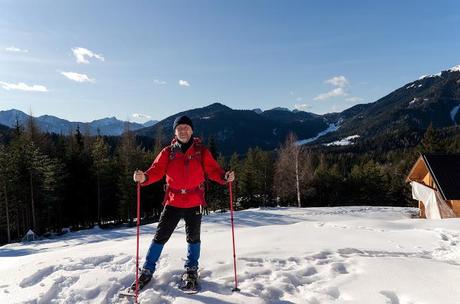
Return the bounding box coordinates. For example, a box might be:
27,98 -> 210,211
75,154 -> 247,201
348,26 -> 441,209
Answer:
194,141 -> 205,169
168,142 -> 180,161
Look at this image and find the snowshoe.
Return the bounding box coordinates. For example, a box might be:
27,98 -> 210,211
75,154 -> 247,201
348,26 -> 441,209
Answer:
119,268 -> 153,298
179,267 -> 200,294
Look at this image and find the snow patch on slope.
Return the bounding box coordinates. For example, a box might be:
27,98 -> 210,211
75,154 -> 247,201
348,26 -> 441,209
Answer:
409,98 -> 420,105
296,123 -> 339,145
450,105 -> 460,124
325,135 -> 360,146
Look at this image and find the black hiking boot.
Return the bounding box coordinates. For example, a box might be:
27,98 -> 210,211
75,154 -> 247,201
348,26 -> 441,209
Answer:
180,266 -> 199,293
130,268 -> 153,291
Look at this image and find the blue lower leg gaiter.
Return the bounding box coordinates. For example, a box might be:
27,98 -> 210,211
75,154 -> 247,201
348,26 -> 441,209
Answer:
184,242 -> 201,269
143,242 -> 164,272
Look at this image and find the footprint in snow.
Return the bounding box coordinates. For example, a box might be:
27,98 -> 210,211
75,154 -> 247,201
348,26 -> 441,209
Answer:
19,266 -> 55,288
380,290 -> 400,304
235,253 -> 352,303
81,254 -> 115,266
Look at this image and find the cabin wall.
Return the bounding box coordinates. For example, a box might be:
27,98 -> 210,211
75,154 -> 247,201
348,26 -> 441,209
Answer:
419,201 -> 426,218
450,200 -> 460,217
422,173 -> 434,188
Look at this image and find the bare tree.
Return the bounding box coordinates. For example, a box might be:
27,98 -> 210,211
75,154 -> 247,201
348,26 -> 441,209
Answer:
274,133 -> 302,206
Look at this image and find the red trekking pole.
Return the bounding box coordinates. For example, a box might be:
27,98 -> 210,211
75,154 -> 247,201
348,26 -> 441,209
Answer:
135,181 -> 141,303
228,181 -> 240,292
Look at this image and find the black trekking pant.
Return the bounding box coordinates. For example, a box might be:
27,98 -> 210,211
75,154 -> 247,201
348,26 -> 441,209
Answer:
154,205 -> 202,245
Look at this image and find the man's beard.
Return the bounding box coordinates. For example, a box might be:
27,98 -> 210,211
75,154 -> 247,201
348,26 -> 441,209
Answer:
178,136 -> 190,143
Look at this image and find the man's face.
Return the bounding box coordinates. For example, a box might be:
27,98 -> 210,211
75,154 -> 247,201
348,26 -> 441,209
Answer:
175,124 -> 193,143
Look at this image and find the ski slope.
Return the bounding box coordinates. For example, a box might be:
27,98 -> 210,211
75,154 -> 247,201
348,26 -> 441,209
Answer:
1,207 -> 460,304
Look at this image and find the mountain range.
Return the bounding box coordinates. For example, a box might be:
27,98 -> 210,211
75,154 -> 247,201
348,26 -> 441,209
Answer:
136,65 -> 460,154
2,64 -> 460,154
320,65 -> 460,141
0,109 -> 158,136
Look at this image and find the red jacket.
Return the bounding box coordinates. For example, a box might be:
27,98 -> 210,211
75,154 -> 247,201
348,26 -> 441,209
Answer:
141,137 -> 227,208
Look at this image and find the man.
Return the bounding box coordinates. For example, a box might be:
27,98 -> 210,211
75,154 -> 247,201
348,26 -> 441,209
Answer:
131,115 -> 235,292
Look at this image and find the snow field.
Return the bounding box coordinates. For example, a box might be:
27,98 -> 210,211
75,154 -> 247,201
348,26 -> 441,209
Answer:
1,207 -> 460,303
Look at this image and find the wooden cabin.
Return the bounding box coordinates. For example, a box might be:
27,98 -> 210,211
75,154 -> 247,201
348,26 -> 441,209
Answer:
406,154 -> 460,218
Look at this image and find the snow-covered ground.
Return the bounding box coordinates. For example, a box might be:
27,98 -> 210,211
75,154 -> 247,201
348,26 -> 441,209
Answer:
1,206 -> 460,304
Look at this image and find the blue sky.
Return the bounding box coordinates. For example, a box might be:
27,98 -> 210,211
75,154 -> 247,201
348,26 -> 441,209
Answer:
0,0 -> 459,123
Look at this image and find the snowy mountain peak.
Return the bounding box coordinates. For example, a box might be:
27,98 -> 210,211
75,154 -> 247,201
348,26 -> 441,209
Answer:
419,73 -> 441,80
418,63 -> 460,80
448,64 -> 460,72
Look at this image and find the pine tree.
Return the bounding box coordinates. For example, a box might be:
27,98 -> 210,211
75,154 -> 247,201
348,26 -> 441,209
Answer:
239,148 -> 258,208
6,126 -> 63,236
312,158 -> 343,207
0,145 -> 12,243
257,150 -> 274,206
91,136 -> 110,225
418,123 -> 446,153
153,126 -> 165,156
116,127 -> 146,226
298,148 -> 315,206
203,136 -> 225,212
62,126 -> 94,228
349,160 -> 386,205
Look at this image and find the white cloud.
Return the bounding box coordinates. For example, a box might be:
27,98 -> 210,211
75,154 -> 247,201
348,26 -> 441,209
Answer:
314,75 -> 352,101
5,46 -> 28,53
72,47 -> 105,64
61,72 -> 94,82
154,79 -> 167,85
345,96 -> 363,102
132,113 -> 151,119
178,80 -> 190,87
294,103 -> 311,111
325,75 -> 349,88
0,81 -> 48,92
314,87 -> 347,100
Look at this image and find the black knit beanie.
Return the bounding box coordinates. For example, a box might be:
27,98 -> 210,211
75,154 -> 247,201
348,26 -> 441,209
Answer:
173,115 -> 194,131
